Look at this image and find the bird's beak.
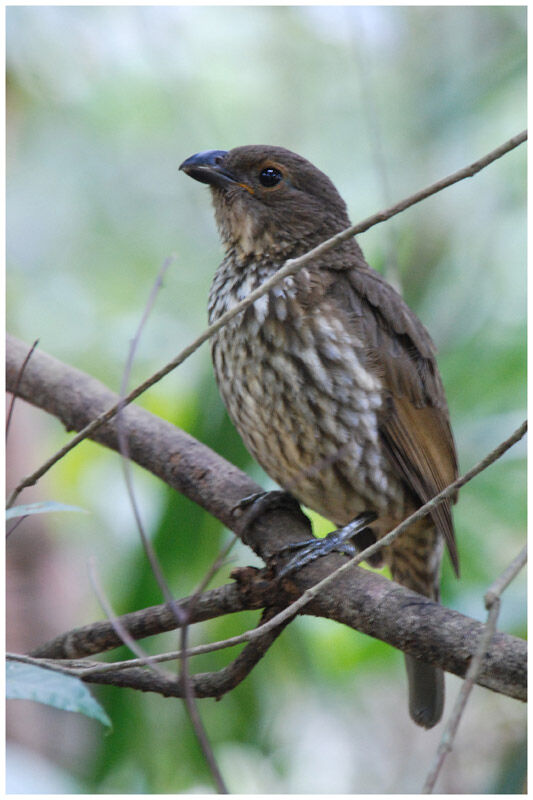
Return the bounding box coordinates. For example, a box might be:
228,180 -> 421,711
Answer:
179,150 -> 234,188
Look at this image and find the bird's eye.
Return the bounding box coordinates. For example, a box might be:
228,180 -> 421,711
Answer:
259,166 -> 283,188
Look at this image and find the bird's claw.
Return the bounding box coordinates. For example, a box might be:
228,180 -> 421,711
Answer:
232,490 -> 305,521
277,510 -> 377,578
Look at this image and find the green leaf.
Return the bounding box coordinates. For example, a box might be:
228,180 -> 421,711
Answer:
6,661 -> 111,727
6,501 -> 87,520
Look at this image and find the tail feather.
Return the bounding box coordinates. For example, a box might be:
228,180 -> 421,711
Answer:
404,655 -> 444,729
388,523 -> 446,728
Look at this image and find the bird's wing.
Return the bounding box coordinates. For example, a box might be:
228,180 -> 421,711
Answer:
324,264 -> 459,575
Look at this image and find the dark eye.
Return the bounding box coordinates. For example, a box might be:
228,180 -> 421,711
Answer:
259,166 -> 283,187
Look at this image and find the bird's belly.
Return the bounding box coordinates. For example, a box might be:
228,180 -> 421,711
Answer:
211,310 -> 405,525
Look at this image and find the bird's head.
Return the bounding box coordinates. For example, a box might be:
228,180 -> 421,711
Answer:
179,145 -> 352,260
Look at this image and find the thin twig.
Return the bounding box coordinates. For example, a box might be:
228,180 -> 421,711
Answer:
173,536 -> 238,795
72,615 -> 280,675
192,535 -> 239,601
422,545 -> 527,793
89,255 -> 175,669
88,555 -> 229,791
179,619 -> 229,793
484,545 -> 527,609
7,652 -> 87,678
6,130 -> 526,509
113,254 -> 227,792
116,254 -> 176,607
5,338 -> 39,438
351,7 -> 401,290
176,534 -> 239,795
87,558 -> 171,677
6,514 -> 29,539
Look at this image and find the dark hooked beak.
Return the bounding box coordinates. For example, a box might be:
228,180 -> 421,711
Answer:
179,149 -> 234,188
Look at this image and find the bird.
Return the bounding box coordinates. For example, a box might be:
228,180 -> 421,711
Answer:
179,145 -> 459,728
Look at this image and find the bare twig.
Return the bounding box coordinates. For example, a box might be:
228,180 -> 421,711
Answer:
174,525 -> 238,795
179,604 -> 292,698
423,545 -> 527,793
61,619 -> 290,677
173,532 -> 240,751
6,514 -> 29,539
351,7 -> 401,290
6,130 -> 526,509
87,559 -> 232,796
5,338 -> 39,438
484,546 -> 527,609
113,254 -> 227,793
178,619 -> 228,793
87,558 -> 171,677
7,652 -> 90,678
193,536 -> 239,601
116,255 -> 177,607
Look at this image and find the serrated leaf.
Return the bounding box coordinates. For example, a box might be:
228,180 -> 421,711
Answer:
6,661 -> 111,727
6,501 -> 87,520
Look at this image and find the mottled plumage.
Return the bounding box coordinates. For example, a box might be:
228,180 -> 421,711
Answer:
180,145 -> 459,727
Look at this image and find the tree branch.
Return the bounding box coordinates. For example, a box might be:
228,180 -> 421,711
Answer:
24,570 -> 526,702
6,336 -> 526,702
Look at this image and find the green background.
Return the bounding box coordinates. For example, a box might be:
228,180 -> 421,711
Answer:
6,6 -> 526,794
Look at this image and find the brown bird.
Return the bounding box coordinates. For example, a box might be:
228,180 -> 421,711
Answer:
180,145 -> 459,728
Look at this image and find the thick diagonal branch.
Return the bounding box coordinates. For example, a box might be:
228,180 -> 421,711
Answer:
6,335 -> 526,702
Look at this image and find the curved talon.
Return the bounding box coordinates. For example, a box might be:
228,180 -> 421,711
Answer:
232,491 -> 269,516
277,510 -> 378,578
277,539 -> 357,579
277,537 -> 320,555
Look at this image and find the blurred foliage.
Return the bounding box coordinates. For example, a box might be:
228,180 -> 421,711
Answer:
6,5 -> 526,794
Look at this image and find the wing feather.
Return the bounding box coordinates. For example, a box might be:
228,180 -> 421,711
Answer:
325,264 -> 460,575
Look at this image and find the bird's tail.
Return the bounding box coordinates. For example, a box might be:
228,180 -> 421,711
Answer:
389,523 -> 445,729
404,654 -> 444,729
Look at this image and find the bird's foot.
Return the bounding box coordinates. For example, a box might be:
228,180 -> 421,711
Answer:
232,490 -> 310,543
277,510 -> 378,578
